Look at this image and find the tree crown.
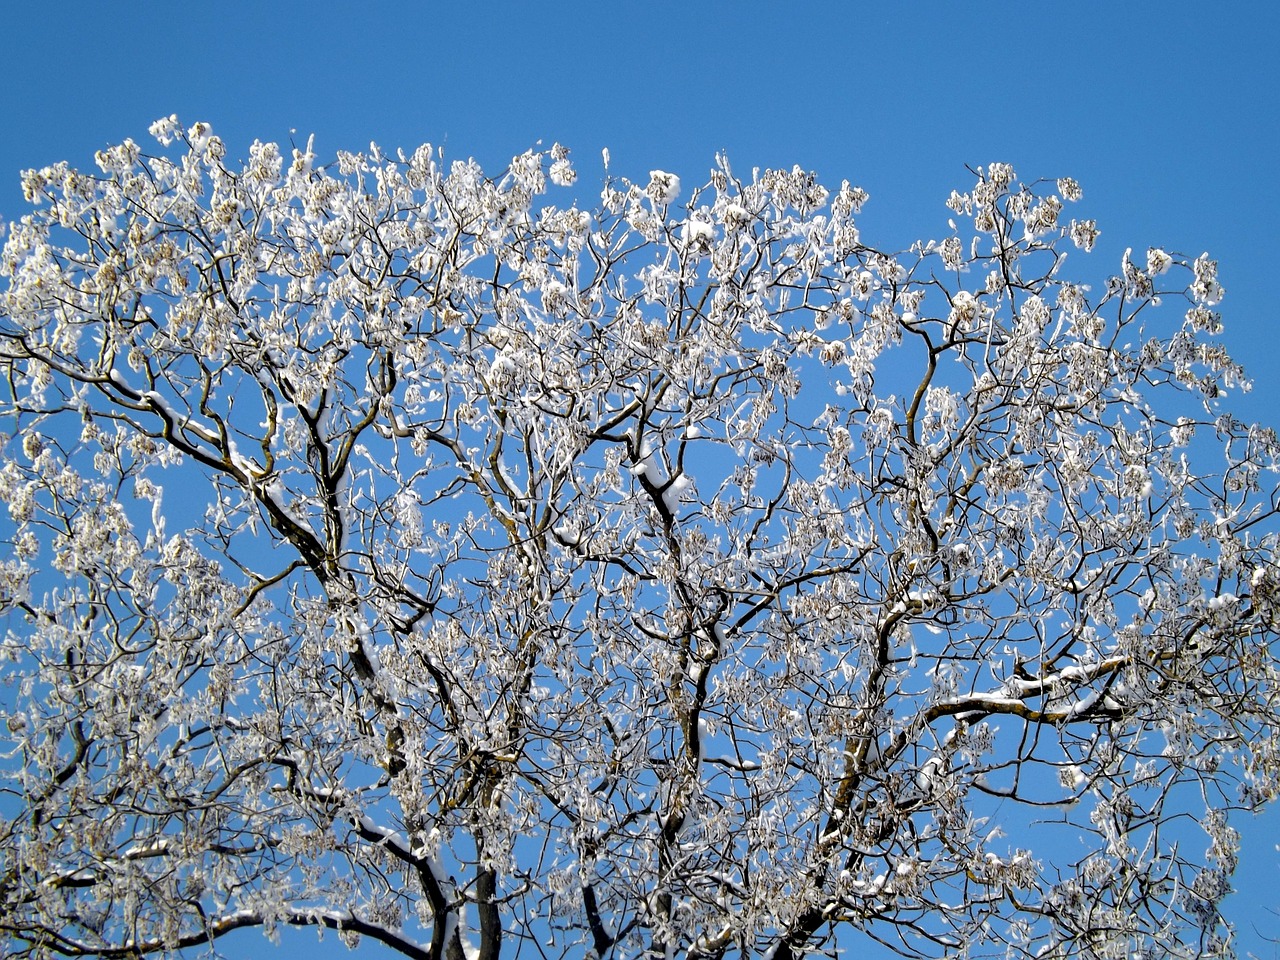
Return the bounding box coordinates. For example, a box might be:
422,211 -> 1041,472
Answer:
1,120 -> 1277,960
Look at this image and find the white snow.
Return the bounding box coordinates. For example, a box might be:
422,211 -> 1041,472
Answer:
142,390 -> 220,445
681,219 -> 715,248
647,170 -> 681,205
662,473 -> 691,512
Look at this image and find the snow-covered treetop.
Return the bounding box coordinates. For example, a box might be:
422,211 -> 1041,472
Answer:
0,119 -> 1277,960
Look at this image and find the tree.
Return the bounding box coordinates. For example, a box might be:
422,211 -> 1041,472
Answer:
0,118 -> 1277,960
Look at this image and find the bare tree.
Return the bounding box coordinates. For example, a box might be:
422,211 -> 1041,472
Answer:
1,119 -> 1277,959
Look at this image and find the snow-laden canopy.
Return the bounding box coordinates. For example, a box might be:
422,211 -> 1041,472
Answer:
0,121 -> 1277,959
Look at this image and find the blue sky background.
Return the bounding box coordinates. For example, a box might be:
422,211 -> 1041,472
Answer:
2,2 -> 1278,957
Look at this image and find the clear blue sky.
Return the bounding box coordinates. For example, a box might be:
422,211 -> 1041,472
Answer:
3,2 -> 1279,957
